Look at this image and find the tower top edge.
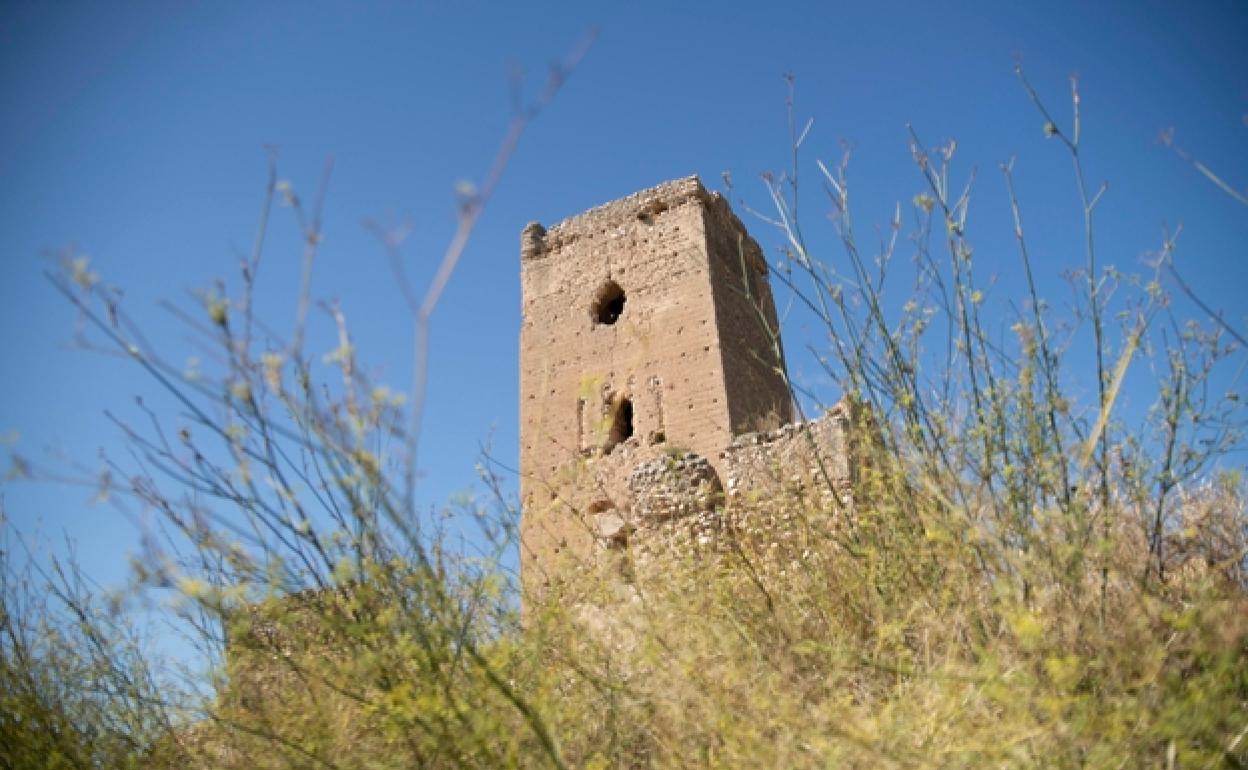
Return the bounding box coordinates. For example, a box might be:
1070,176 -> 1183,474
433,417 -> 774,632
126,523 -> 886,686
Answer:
521,176 -> 717,261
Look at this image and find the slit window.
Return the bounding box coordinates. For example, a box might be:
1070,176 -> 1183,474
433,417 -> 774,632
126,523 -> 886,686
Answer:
604,397 -> 633,454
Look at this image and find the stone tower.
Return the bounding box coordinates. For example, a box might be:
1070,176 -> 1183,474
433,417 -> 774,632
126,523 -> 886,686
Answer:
519,176 -> 793,591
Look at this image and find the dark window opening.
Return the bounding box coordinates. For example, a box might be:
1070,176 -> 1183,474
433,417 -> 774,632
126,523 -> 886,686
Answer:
592,281 -> 626,325
604,397 -> 633,454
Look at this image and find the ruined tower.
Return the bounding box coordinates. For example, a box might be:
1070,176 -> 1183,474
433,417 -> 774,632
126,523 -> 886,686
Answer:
519,177 -> 793,590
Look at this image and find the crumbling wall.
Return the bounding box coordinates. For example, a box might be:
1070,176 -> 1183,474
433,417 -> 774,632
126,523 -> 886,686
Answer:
554,401 -> 865,575
519,177 -> 793,591
518,178 -> 874,603
722,400 -> 860,511
629,452 -> 721,523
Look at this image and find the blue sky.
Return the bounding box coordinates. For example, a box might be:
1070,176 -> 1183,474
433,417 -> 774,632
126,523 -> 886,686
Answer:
2,0 -> 1246,588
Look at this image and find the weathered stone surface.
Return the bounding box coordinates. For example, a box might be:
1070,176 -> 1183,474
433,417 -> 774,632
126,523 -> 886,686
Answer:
595,510 -> 629,544
517,179 -> 872,604
518,177 -> 793,592
628,452 -> 721,521
722,399 -> 863,510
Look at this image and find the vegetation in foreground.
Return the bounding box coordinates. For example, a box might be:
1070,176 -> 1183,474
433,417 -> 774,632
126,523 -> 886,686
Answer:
2,69 -> 1246,769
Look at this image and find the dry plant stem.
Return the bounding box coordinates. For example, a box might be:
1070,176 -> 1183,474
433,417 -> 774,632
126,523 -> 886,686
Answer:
241,148 -> 278,358
288,156 -> 335,359
372,30 -> 597,516
51,199 -> 440,590
1167,257 -> 1248,350
814,156 -> 962,502
1002,159 -> 1072,510
1149,321 -> 1185,580
1016,66 -> 1115,618
220,306 -> 336,580
1162,128 -> 1248,207
907,126 -> 1004,516
729,199 -> 853,525
48,278 -> 247,466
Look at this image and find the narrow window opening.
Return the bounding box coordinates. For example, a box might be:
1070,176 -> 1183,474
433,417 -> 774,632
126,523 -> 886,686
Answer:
604,397 -> 634,454
576,397 -> 588,454
647,375 -> 667,446
592,281 -> 626,325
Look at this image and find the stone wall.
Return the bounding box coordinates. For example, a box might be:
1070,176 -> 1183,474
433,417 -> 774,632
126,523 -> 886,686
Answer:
722,399 -> 861,511
518,177 -> 793,592
519,399 -> 866,596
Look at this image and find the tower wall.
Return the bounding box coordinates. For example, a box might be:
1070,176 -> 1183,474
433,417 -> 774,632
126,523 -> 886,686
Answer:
519,177 -> 792,591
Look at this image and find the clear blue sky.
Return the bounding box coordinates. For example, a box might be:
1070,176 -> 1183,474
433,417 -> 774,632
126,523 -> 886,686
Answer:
2,0 -> 1246,588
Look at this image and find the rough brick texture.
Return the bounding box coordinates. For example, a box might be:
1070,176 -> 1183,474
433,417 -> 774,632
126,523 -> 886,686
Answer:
520,177 -> 803,591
